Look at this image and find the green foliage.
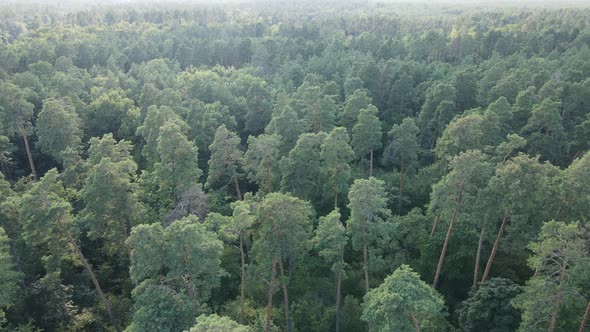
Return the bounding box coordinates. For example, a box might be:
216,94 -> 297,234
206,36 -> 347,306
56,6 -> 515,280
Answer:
1,3 -> 589,331
0,227 -> 20,325
126,216 -> 224,331
320,127 -> 354,207
252,192 -> 313,266
457,278 -> 522,332
312,210 -> 347,273
512,221 -> 586,332
35,98 -> 82,163
188,314 -> 250,332
244,134 -> 281,194
207,125 -> 245,200
362,265 -> 445,331
351,105 -> 382,163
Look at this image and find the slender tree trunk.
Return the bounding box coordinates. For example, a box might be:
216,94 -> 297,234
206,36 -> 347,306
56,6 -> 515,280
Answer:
430,213 -> 440,238
362,217 -> 369,294
481,209 -> 509,283
473,227 -> 485,289
22,131 -> 36,180
579,300 -> 590,332
399,160 -> 404,211
278,259 -> 292,332
234,175 -> 242,201
433,184 -> 463,289
239,232 -> 246,324
265,257 -> 278,332
410,313 -> 420,332
67,235 -> 120,332
369,149 -> 374,177
335,243 -> 344,332
549,255 -> 568,332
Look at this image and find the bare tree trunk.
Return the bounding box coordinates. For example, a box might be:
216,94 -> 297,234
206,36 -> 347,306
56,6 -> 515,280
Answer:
369,149 -> 374,177
67,235 -> 120,332
239,232 -> 246,324
430,213 -> 440,238
481,210 -> 509,283
278,260 -> 292,332
22,131 -> 36,180
362,217 -> 369,294
410,313 -> 420,332
579,300 -> 590,332
234,175 -> 242,201
334,187 -> 338,209
549,256 -> 568,332
433,184 -> 463,289
399,160 -> 404,211
265,258 -> 278,332
473,227 -> 485,289
335,243 -> 344,332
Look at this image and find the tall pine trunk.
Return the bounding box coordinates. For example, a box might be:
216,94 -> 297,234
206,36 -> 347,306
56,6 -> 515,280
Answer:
579,300 -> 590,332
67,235 -> 120,332
278,260 -> 292,332
239,232 -> 246,324
265,258 -> 278,332
430,213 -> 440,238
481,210 -> 509,283
473,227 -> 485,289
433,183 -> 463,289
362,216 -> 369,294
335,243 -> 344,332
549,255 -> 568,332
22,131 -> 36,180
410,313 -> 420,332
234,175 -> 242,201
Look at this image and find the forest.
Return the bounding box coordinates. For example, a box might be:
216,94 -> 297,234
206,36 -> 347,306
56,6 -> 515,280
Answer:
0,0 -> 589,331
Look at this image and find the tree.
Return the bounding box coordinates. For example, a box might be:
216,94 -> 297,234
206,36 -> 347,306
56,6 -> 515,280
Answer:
214,200 -> 254,324
148,121 -> 202,216
457,278 -> 522,332
207,125 -> 245,201
20,169 -> 121,331
417,82 -> 456,150
136,105 -> 188,169
361,265 -> 445,332
0,82 -> 37,178
340,89 -> 372,133
430,150 -> 494,289
351,105 -> 383,177
252,193 -> 313,332
521,98 -> 568,166
347,178 -> 391,294
0,227 -> 20,325
320,127 -> 354,208
512,221 -> 586,332
188,314 -> 250,332
80,134 -> 141,256
244,134 -> 281,194
294,81 -> 336,133
86,89 -> 140,141
478,154 -> 560,284
312,210 -> 348,332
385,118 -> 420,211
280,132 -> 326,203
35,98 -> 81,164
126,216 -> 223,332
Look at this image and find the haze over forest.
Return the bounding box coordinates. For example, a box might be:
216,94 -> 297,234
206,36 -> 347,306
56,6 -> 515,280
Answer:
0,0 -> 589,331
